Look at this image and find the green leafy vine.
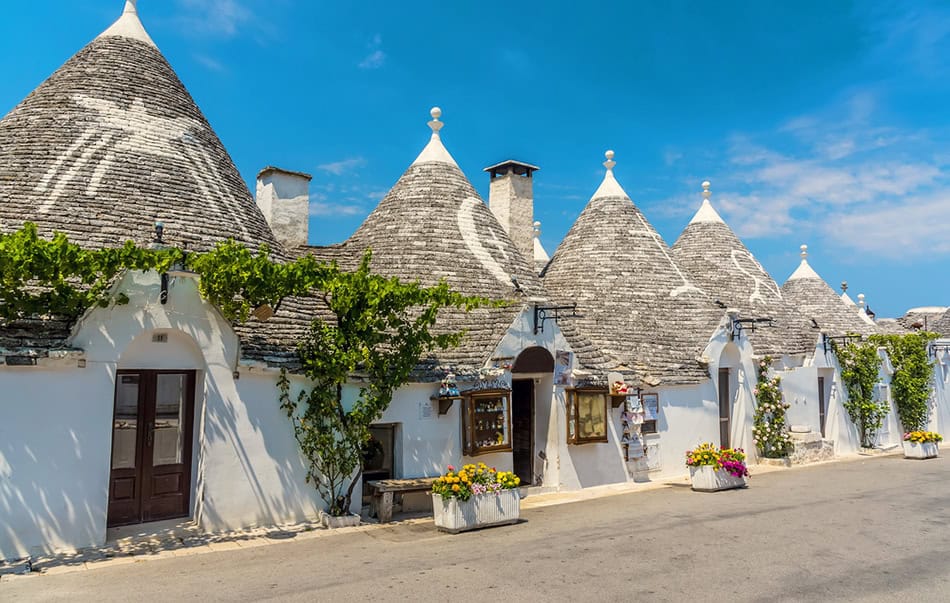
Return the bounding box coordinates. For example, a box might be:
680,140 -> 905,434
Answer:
833,339 -> 888,448
868,332 -> 938,433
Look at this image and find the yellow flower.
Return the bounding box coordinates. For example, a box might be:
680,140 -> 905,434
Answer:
452,484 -> 460,492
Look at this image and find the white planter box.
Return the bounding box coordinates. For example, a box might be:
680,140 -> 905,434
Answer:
320,511 -> 360,529
432,490 -> 520,533
903,441 -> 939,459
689,465 -> 747,492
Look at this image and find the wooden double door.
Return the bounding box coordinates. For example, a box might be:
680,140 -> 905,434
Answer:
108,370 -> 196,527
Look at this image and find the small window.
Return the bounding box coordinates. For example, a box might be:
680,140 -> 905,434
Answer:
567,388 -> 608,444
641,393 -> 659,435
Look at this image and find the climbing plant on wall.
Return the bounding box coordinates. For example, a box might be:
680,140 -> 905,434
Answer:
277,251 -> 490,516
833,339 -> 888,448
751,356 -> 793,458
868,332 -> 938,433
0,222 -> 183,322
0,223 -> 330,324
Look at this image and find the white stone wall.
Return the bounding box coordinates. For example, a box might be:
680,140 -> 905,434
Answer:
0,271 -> 326,560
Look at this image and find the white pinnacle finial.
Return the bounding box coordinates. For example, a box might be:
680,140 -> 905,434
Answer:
800,244 -> 808,260
858,293 -> 866,308
533,221 -> 542,238
702,181 -> 711,200
428,107 -> 443,135
604,150 -> 616,171
125,0 -> 138,12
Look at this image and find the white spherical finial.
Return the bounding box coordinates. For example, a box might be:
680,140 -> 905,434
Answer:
603,149 -> 616,171
533,221 -> 541,237
427,107 -> 444,134
800,244 -> 808,259
702,180 -> 711,200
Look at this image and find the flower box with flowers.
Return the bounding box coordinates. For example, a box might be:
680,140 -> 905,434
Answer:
686,443 -> 749,492
902,431 -> 942,459
431,463 -> 521,533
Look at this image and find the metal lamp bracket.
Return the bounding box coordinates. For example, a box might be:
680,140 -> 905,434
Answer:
533,303 -> 577,335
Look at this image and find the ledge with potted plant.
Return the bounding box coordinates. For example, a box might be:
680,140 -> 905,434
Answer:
431,463 -> 521,533
686,443 -> 750,492
902,431 -> 942,459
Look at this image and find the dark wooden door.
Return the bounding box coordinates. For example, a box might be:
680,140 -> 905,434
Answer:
718,368 -> 731,449
108,370 -> 196,527
817,376 -> 827,438
511,379 -> 534,485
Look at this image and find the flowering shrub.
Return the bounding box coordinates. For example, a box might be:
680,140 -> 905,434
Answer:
432,463 -> 520,501
903,431 -> 943,444
751,356 -> 793,458
685,442 -> 750,478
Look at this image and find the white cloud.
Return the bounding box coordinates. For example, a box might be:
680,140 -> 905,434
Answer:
317,157 -> 366,175
193,53 -> 226,72
359,50 -> 386,70
176,0 -> 252,37
309,203 -> 366,217
358,35 -> 386,70
708,93 -> 949,259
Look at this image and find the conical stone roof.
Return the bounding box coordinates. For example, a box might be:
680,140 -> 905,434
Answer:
542,152 -> 723,386
781,246 -> 877,337
341,109 -> 546,377
671,183 -> 815,356
0,1 -> 279,252
934,309 -> 950,337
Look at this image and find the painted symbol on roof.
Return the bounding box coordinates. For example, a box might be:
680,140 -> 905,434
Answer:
33,95 -> 251,240
457,196 -> 513,289
731,249 -> 782,305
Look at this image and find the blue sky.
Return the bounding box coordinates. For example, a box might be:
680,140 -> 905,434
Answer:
1,1 -> 948,317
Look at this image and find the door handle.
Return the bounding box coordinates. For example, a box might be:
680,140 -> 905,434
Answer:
146,422 -> 154,447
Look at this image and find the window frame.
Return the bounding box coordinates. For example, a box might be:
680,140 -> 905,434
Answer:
461,389 -> 513,456
566,387 -> 609,445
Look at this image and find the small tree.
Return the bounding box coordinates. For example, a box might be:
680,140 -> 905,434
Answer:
834,339 -> 888,448
278,251 -> 486,516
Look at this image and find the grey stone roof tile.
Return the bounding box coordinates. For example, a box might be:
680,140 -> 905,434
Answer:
0,35 -> 279,253
672,200 -> 815,356
542,168 -> 723,386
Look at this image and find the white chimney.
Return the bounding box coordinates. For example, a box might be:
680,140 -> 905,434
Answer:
255,166 -> 312,249
484,160 -> 539,261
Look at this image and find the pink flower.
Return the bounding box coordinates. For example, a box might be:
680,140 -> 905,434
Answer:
447,465 -> 455,471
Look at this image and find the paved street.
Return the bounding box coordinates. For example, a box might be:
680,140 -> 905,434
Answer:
4,455 -> 950,602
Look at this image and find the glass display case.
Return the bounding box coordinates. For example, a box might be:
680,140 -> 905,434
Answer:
567,388 -> 609,444
462,390 -> 512,456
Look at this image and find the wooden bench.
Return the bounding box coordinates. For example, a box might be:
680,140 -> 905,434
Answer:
367,477 -> 437,523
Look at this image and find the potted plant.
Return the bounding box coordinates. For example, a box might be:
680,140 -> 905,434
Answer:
686,443 -> 749,492
431,463 -> 521,533
902,431 -> 942,459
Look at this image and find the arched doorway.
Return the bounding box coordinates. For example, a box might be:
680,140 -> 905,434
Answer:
511,347 -> 555,485
108,330 -> 203,527
718,344 -> 740,449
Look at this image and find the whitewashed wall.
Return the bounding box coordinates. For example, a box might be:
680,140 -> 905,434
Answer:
703,319 -> 758,461
929,344 -> 950,435
812,343 -> 862,454
0,365 -> 114,560
780,366 -> 821,433
0,271 -> 327,560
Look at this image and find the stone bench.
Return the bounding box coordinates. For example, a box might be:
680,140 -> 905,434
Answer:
367,477 -> 437,523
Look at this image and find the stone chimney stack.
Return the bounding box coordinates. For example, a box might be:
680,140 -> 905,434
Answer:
484,160 -> 539,261
255,166 -> 312,249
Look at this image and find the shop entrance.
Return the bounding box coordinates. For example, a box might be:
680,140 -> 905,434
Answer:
107,370 -> 196,527
511,379 -> 534,485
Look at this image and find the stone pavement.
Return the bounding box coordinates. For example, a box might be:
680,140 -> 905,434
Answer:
0,451 -> 889,584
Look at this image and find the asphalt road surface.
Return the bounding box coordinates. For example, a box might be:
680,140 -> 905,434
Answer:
5,455 -> 950,602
